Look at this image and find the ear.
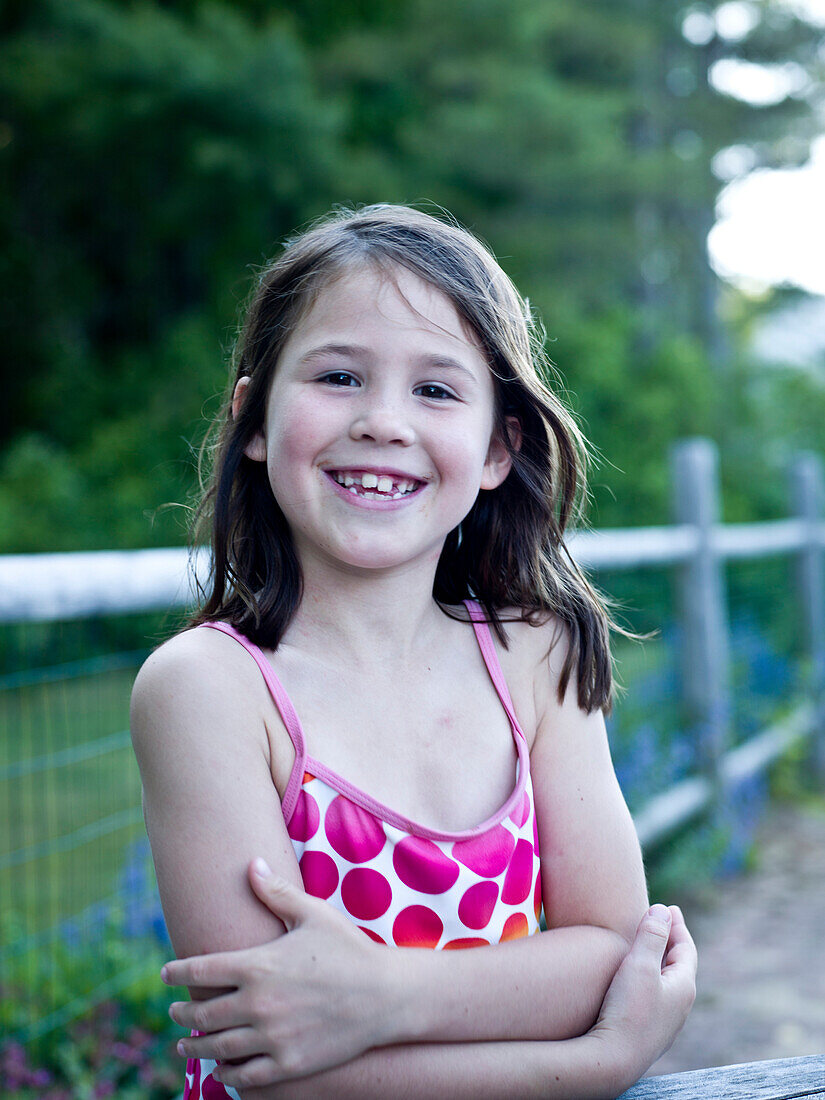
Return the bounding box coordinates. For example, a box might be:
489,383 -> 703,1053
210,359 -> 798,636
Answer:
232,376 -> 267,463
481,415 -> 520,491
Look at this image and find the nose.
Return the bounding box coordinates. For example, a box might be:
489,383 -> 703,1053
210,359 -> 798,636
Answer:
349,392 -> 416,447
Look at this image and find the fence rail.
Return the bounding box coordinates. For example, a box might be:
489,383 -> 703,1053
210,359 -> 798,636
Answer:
1,439 -> 822,851
1,437 -> 824,1048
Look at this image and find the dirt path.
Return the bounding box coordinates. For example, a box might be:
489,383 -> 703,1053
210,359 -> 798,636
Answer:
647,798 -> 825,1076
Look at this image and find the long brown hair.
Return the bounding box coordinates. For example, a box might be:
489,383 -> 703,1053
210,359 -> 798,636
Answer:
189,203 -> 621,713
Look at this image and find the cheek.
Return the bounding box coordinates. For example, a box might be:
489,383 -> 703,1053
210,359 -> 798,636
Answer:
267,397 -> 324,465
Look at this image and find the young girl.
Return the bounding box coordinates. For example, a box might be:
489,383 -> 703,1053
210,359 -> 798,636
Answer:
130,203 -> 697,1099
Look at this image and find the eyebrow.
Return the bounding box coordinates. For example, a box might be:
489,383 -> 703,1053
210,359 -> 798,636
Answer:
297,343 -> 481,384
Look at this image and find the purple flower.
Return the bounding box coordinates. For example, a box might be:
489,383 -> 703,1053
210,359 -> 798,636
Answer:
111,1040 -> 144,1065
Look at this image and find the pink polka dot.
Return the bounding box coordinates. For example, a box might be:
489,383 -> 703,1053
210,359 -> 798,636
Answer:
325,796 -> 386,863
452,826 -> 515,877
533,871 -> 542,922
443,937 -> 489,949
510,790 -> 530,828
501,912 -> 529,941
359,926 -> 387,945
287,789 -> 320,842
299,850 -> 339,900
392,905 -> 443,948
203,1075 -> 232,1099
501,838 -> 534,904
341,868 -> 392,920
458,881 -> 499,930
393,836 -> 460,894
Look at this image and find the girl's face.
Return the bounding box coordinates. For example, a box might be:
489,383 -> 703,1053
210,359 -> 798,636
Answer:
235,264 -> 512,577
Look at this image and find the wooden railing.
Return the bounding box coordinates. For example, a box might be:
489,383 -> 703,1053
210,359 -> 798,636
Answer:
2,437 -> 823,848
1,437 -> 823,1084
620,1053 -> 825,1098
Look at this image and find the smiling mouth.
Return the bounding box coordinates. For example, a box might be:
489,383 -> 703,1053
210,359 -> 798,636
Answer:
326,469 -> 424,501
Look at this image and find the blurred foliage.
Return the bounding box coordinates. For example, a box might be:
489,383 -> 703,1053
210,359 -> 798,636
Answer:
1,0 -> 824,552
0,918 -> 180,1097
2,5 -> 824,1080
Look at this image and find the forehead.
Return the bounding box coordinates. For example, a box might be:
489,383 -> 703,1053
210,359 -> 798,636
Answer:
282,262 -> 489,366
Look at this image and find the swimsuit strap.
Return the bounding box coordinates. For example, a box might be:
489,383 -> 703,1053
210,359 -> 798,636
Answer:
198,605 -> 528,817
196,620 -> 307,820
463,600 -> 526,742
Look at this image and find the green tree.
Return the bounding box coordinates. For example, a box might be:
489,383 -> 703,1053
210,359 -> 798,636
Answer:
1,0 -> 823,549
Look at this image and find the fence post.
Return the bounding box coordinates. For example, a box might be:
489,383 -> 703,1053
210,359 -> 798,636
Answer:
670,438 -> 731,804
790,452 -> 825,781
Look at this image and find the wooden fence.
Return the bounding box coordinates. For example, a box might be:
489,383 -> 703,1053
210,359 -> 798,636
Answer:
1,435 -> 824,1091
1,436 -> 823,851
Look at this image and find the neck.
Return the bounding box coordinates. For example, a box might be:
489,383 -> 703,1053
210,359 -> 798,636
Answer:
283,555 -> 453,671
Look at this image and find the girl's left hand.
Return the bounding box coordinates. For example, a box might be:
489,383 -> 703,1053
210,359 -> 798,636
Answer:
162,859 -> 398,1089
588,903 -> 698,1084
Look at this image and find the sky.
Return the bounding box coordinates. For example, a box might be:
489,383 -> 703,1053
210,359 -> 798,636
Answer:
709,136 -> 825,297
692,0 -> 825,298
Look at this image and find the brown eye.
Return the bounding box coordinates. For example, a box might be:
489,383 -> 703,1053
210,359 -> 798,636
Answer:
415,384 -> 455,400
320,372 -> 359,387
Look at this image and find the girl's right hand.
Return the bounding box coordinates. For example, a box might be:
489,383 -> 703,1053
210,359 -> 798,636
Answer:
588,904 -> 698,1088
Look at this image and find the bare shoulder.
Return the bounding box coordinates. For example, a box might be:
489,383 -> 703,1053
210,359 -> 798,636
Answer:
130,625 -> 271,761
133,622 -> 259,687
130,626 -> 303,962
498,608 -> 572,690
499,608 -> 570,669
489,608 -> 573,749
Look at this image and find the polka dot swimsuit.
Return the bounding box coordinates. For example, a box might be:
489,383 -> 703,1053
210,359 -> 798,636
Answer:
183,602 -> 542,1099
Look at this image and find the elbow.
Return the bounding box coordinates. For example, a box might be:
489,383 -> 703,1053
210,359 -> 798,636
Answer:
598,925 -> 634,970
569,927 -> 633,1038
601,926 -> 634,993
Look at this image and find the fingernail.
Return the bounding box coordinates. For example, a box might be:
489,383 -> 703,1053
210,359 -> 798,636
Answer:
252,856 -> 272,877
160,965 -> 169,983
177,1040 -> 186,1056
649,904 -> 671,924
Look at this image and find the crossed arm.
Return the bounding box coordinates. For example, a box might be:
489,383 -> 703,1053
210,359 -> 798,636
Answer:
131,626 -> 696,1099
165,867 -> 696,1100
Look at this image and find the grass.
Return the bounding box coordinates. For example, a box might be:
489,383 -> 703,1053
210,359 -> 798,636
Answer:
0,610 -> 809,1052
0,667 -> 145,940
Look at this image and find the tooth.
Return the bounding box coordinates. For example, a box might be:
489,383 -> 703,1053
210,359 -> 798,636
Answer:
400,479 -> 412,493
344,474 -> 354,486
348,486 -> 358,494
361,473 -> 378,489
377,475 -> 393,493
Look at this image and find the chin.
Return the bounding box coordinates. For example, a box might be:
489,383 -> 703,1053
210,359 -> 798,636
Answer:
328,542 -> 441,574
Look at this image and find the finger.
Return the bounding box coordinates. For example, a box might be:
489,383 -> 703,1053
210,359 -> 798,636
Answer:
161,950 -> 244,990
664,907 -> 695,950
663,919 -> 698,975
169,991 -> 244,1033
248,859 -> 310,932
214,1054 -> 284,1090
667,905 -> 691,937
176,1025 -> 261,1064
632,904 -> 672,969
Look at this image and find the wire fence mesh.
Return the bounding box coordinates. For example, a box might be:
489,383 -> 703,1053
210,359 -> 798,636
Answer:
0,532 -> 819,1064
0,613 -> 179,1048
